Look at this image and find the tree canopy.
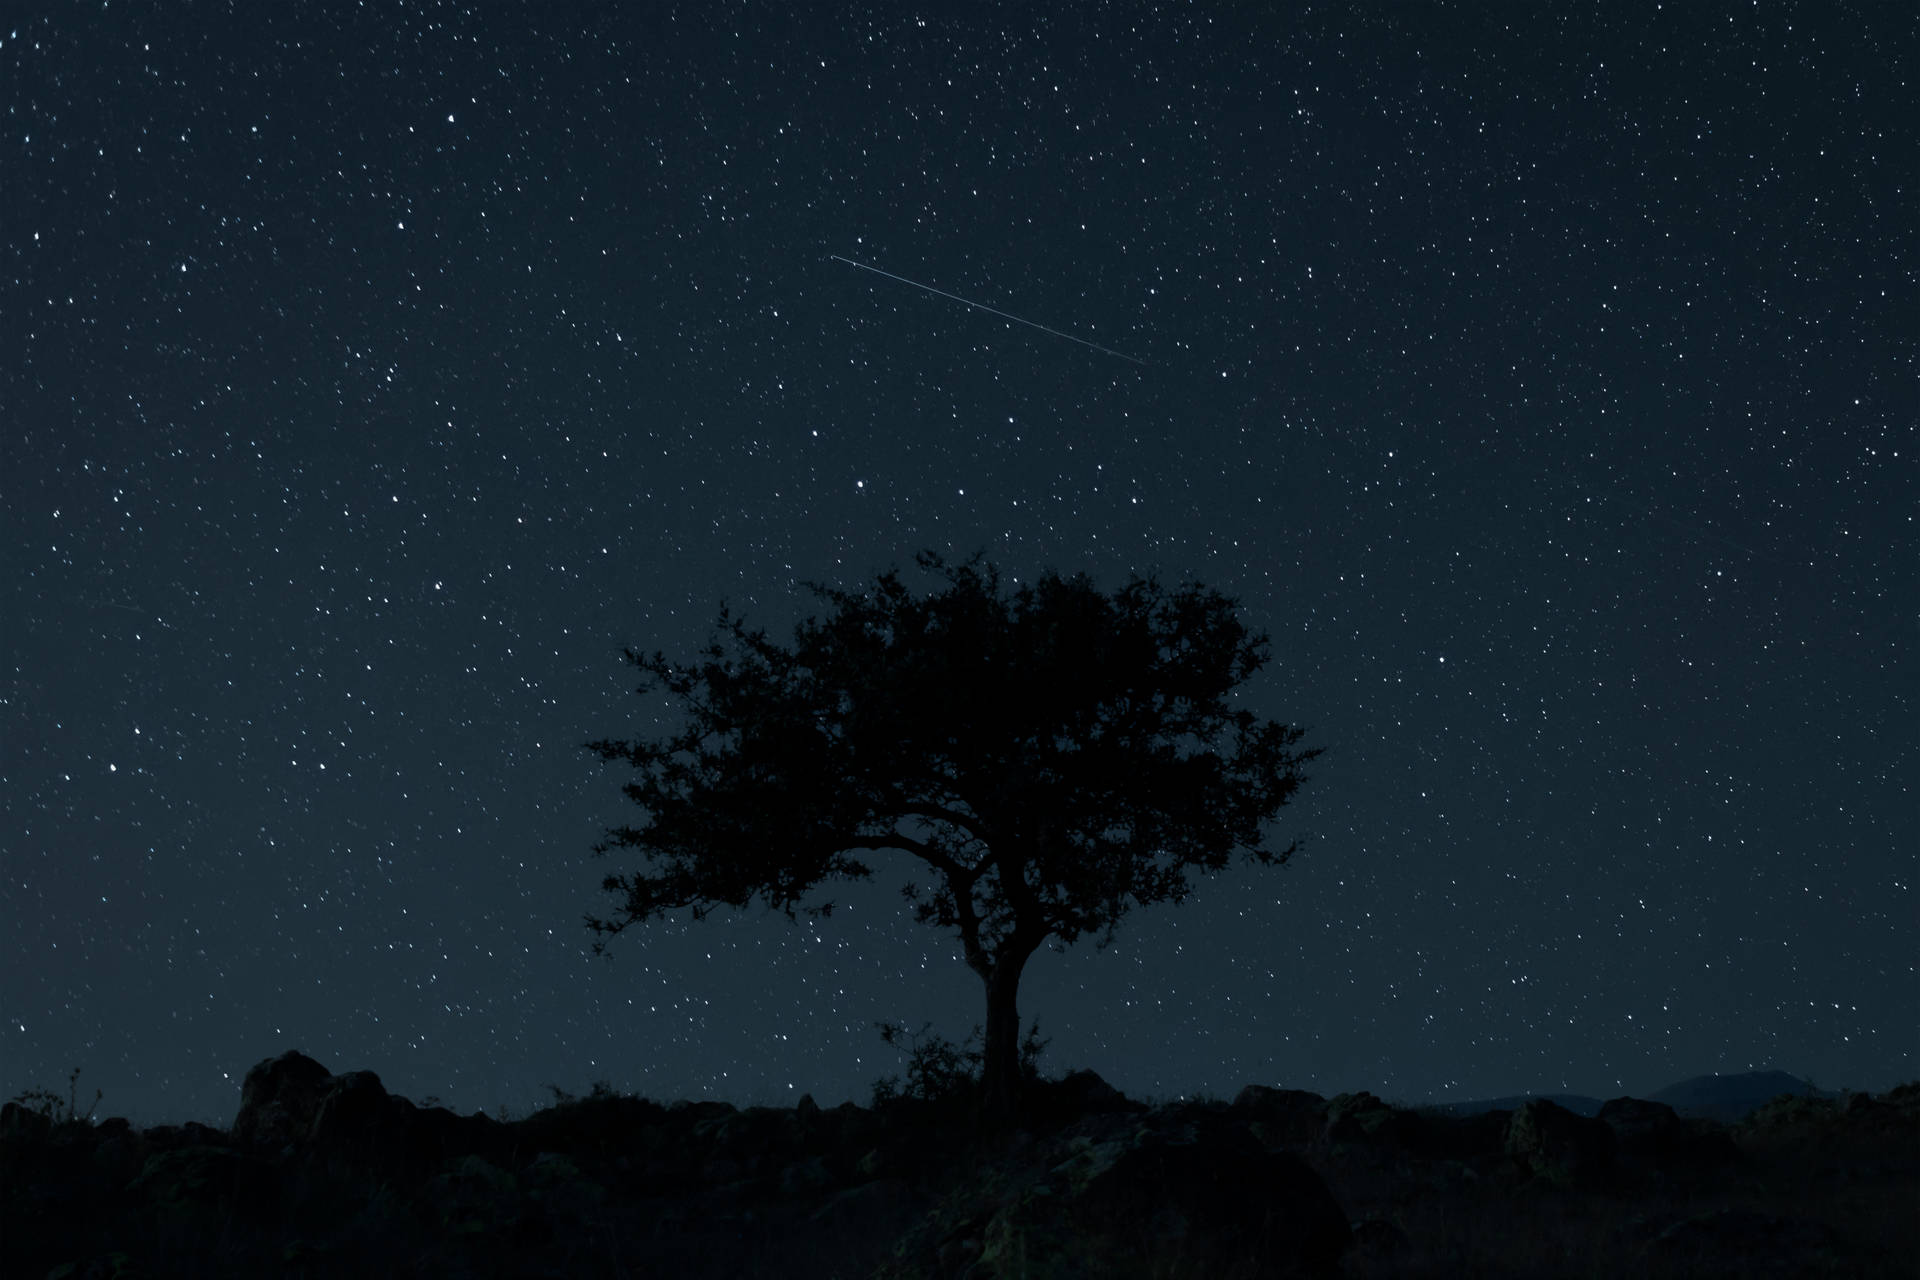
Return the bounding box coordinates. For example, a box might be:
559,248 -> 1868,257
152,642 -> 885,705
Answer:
582,551 -> 1321,1131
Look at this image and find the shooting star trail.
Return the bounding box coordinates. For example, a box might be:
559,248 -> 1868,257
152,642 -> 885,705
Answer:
831,254 -> 1148,366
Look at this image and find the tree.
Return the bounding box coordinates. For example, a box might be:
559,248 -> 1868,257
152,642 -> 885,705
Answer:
581,551 -> 1321,1134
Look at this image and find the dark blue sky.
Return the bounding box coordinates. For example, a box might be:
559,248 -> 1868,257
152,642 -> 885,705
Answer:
4,4 -> 1912,1129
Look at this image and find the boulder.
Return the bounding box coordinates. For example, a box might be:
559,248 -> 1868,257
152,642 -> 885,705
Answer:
1731,1079 -> 1920,1191
1401,1106 -> 1512,1163
1047,1067 -> 1141,1114
417,1149 -> 617,1249
231,1052 -> 512,1181
1637,1208 -> 1853,1277
126,1142 -> 283,1229
882,1107 -> 1351,1279
1598,1095 -> 1741,1180
510,1091 -> 670,1170
1505,1098 -> 1616,1190
1598,1095 -> 1687,1147
228,1048 -> 334,1155
807,1174 -> 923,1237
1322,1090 -> 1417,1148
202,1052 -> 963,1276
0,1100 -> 56,1142
779,1154 -> 837,1197
1232,1085 -> 1328,1147
1348,1214 -> 1414,1264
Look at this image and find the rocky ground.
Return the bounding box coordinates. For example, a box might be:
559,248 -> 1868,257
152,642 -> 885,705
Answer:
3,1051 -> 1914,1279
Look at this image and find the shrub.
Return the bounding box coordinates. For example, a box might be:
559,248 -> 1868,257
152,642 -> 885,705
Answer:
5,1066 -> 101,1128
869,1019 -> 1049,1106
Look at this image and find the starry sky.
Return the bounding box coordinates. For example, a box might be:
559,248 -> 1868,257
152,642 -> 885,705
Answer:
4,4 -> 1914,1131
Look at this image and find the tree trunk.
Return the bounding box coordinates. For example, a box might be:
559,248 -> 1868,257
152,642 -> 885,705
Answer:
977,957 -> 1028,1137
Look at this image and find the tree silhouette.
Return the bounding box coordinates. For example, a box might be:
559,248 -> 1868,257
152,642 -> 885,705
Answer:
581,551 -> 1321,1133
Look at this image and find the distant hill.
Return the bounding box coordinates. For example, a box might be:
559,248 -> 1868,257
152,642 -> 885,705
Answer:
1646,1071 -> 1839,1123
1417,1070 -> 1835,1123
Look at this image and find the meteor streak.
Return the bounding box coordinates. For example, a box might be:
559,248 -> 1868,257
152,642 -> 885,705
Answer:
831,254 -> 1147,365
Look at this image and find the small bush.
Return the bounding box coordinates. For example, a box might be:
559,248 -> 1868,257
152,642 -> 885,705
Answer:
5,1066 -> 101,1128
869,1019 -> 1049,1106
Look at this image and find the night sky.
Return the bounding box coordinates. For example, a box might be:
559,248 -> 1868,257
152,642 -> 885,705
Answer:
4,5 -> 1913,1132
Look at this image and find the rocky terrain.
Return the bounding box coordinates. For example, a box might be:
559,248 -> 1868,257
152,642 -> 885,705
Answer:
4,1051 -> 1914,1279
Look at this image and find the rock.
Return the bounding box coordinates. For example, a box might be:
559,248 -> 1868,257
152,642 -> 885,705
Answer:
420,1151 -> 525,1239
1403,1106 -> 1512,1163
525,1149 -> 606,1209
884,1107 -> 1351,1279
1598,1095 -> 1687,1147
704,1102 -> 806,1172
0,1100 -> 54,1142
1322,1090 -> 1415,1147
229,1048 -> 334,1156
8,1058 -> 1912,1280
779,1154 -> 837,1197
1048,1067 -> 1139,1114
1505,1098 -> 1616,1190
127,1142 -> 284,1233
1231,1085 -> 1328,1147
234,1054 -> 511,1183
807,1175 -> 922,1232
1741,1092 -> 1842,1130
87,1121 -> 141,1188
1639,1208 -> 1852,1277
1348,1214 -> 1413,1261
306,1068 -> 400,1161
671,1098 -> 738,1125
1598,1095 -> 1741,1181
510,1091 -> 669,1171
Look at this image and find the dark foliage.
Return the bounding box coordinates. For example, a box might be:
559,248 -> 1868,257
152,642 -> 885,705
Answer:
868,1018 -> 1050,1107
